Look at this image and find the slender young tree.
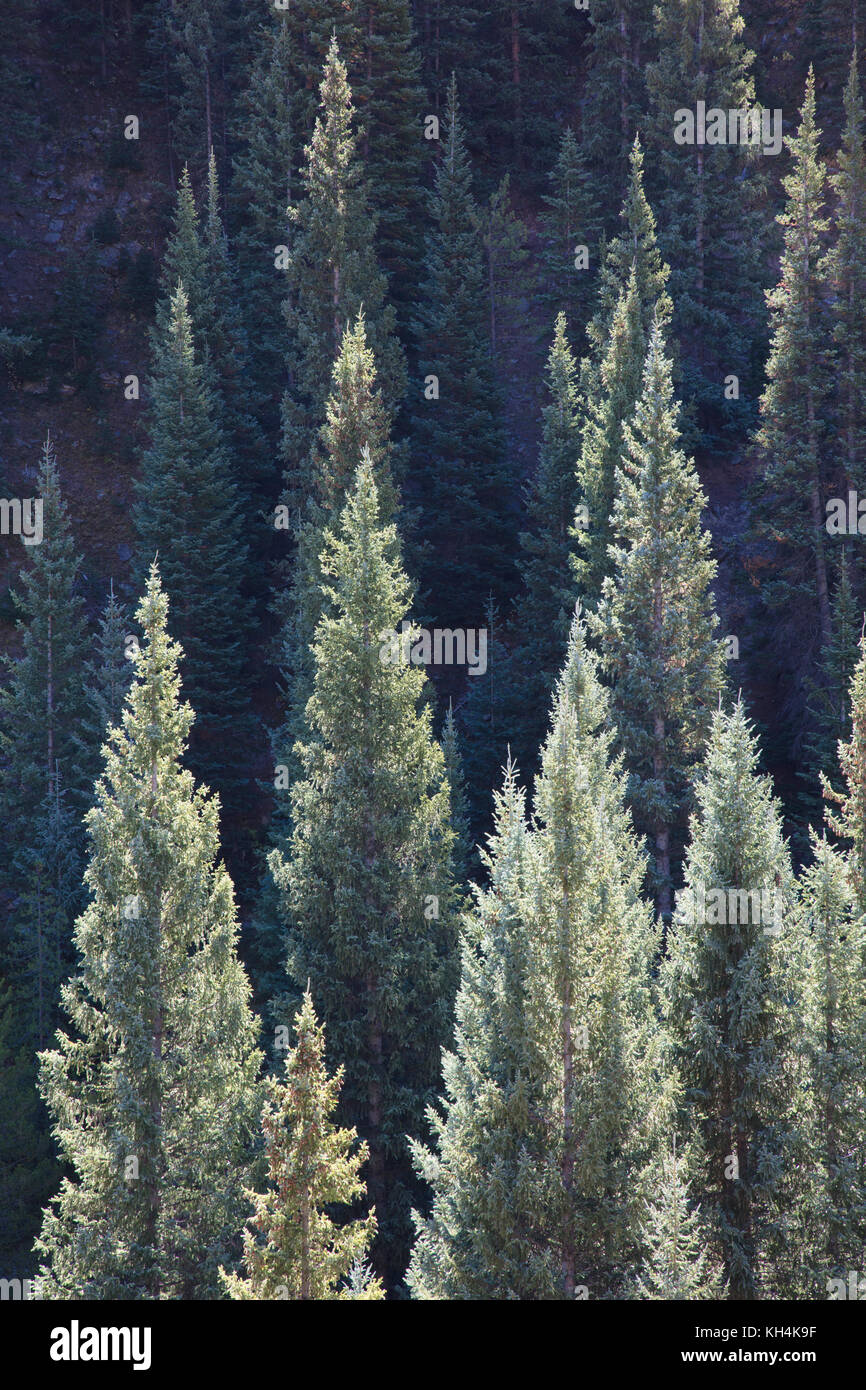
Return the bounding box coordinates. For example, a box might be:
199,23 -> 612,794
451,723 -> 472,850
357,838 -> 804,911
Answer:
626,1141 -> 724,1299
756,69 -> 834,651
221,991 -> 383,1301
582,137 -> 673,402
573,267 -> 646,610
229,7 -> 297,438
538,128 -> 602,344
269,458 -> 459,1288
280,36 -> 405,518
35,566 -> 262,1300
75,584 -> 133,802
0,437 -> 89,859
133,283 -> 253,817
828,50 -> 866,515
507,313 -> 582,778
662,701 -> 800,1300
591,321 -> 725,918
409,75 -> 513,626
407,762 -> 553,1299
0,440 -> 88,1274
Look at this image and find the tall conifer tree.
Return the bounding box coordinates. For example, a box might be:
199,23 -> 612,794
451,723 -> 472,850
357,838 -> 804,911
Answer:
411,615 -> 675,1298
591,321 -> 725,918
133,284 -> 253,819
409,76 -> 513,626
280,36 -> 405,517
269,458 -> 458,1287
828,51 -> 866,514
35,566 -> 262,1300
756,70 -> 834,650
662,701 -> 800,1299
646,0 -> 767,435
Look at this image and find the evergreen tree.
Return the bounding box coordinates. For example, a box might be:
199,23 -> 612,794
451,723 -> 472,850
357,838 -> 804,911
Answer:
828,51 -> 866,512
627,1141 -> 724,1299
573,268 -> 646,611
348,0 -> 427,320
795,834 -> 866,1293
0,440 -> 89,1276
441,701 -> 473,884
755,69 -> 834,651
221,991 -> 383,1301
75,583 -> 133,802
256,317 -> 399,1019
478,174 -> 531,363
280,36 -> 405,517
591,321 -> 726,918
133,283 -> 253,819
411,614 -> 675,1298
538,128 -> 601,345
278,314 -> 398,798
35,566 -> 262,1300
229,5 -> 297,437
158,160 -> 268,503
662,701 -> 799,1300
407,762 -> 552,1298
201,150 -> 270,501
409,76 -> 513,627
646,0 -> 768,438
508,314 -> 582,778
583,0 -> 656,224
0,437 -> 89,859
583,137 -> 673,397
800,551 -> 862,833
269,458 -> 459,1287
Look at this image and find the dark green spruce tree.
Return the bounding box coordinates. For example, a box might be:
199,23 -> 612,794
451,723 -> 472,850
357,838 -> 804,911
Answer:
0,441 -> 90,1274
409,75 -> 513,627
591,321 -> 726,919
755,69 -> 834,653
538,128 -> 602,346
133,283 -> 254,827
646,0 -> 768,438
229,6 -> 297,438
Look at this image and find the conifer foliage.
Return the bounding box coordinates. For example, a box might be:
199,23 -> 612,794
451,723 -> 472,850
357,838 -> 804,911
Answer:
269,458 -> 458,1287
36,567 -> 262,1300
222,991 -> 383,1301
411,614 -> 675,1298
591,322 -> 725,917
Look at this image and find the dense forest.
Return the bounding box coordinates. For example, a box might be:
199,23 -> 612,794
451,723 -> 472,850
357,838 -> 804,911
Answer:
1,0 -> 866,1305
